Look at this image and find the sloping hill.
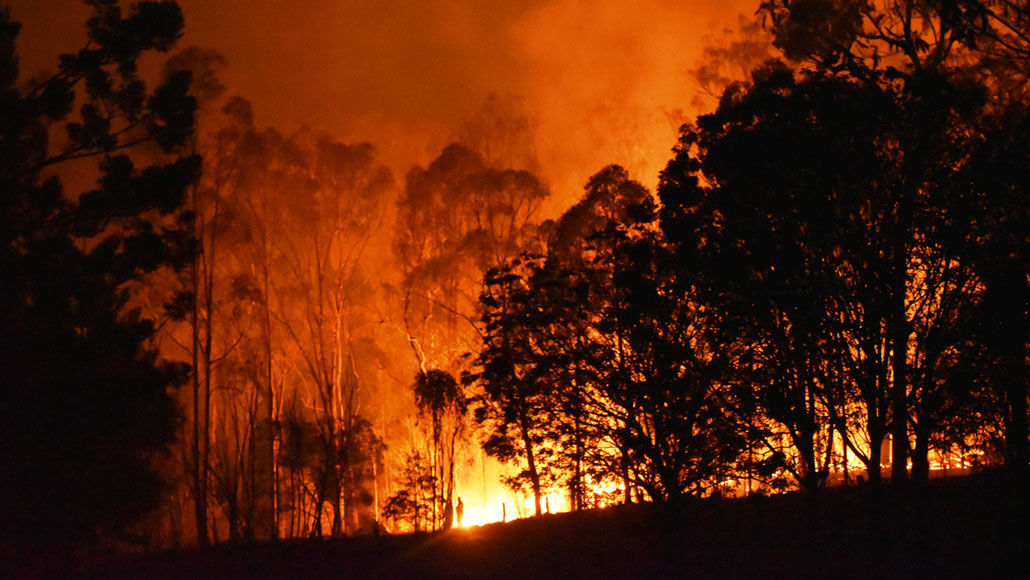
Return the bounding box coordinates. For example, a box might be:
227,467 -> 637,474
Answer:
68,473 -> 1027,580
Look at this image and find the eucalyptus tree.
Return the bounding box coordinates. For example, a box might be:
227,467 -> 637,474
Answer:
270,134 -> 393,536
393,143 -> 548,519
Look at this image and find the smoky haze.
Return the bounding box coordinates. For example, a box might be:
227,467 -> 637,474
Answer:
9,0 -> 755,207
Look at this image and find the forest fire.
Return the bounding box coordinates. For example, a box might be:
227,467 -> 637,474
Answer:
3,3 -> 1030,579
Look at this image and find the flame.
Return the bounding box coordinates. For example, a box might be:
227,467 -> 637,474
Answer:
454,491 -> 575,528
456,497 -> 505,528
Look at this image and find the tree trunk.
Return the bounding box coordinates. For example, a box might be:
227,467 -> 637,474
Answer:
891,180 -> 912,485
911,408 -> 931,487
190,216 -> 209,547
573,413 -> 583,511
890,284 -> 910,484
798,427 -> 819,492
518,407 -> 543,516
998,270 -> 1029,476
867,431 -> 883,488
254,268 -> 276,540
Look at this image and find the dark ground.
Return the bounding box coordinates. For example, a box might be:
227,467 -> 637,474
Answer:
35,473 -> 1030,579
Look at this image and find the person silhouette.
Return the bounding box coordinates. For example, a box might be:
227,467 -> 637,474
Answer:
456,497 -> 464,527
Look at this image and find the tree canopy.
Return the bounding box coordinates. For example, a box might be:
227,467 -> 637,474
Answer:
0,0 -> 198,553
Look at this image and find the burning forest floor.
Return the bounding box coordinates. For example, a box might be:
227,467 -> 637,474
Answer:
65,473 -> 1027,580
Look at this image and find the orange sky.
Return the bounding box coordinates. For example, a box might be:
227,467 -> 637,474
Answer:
9,0 -> 757,209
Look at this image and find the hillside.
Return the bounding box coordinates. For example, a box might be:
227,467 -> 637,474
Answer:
65,473 -> 1027,580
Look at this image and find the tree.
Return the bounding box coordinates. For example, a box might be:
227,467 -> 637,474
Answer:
689,14 -> 775,111
473,255 -> 563,516
660,71 -> 881,490
659,60 -> 993,490
950,108 -> 1030,476
757,0 -> 1030,479
394,143 -> 548,376
413,369 -> 467,530
560,167 -> 746,501
760,0 -> 1030,74
268,133 -> 393,537
164,56 -> 242,546
153,65 -> 277,542
474,166 -> 747,506
382,450 -> 436,533
0,1 -> 198,554
393,143 -> 548,519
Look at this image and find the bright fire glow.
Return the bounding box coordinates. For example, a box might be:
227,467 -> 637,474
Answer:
457,497 -> 505,528
455,491 -> 574,528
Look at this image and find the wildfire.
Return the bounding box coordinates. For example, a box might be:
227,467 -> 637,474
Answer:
456,498 -> 504,528
454,491 -> 574,528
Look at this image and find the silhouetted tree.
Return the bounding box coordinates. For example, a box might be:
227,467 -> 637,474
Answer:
756,0 -> 1030,479
474,166 -> 747,505
659,61 -> 993,489
472,255 -> 561,516
949,108 -> 1030,477
382,450 -> 436,533
562,167 -> 746,501
0,1 -> 198,554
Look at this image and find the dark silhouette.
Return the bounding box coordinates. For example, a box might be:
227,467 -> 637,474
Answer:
0,0 -> 198,558
756,0 -> 1030,485
475,165 -> 747,504
466,0 -> 1030,516
456,497 -> 464,527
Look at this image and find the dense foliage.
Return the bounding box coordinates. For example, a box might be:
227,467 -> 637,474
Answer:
0,0 -> 198,552
471,0 -> 1030,504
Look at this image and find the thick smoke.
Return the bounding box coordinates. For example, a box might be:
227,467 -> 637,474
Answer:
7,0 -> 755,207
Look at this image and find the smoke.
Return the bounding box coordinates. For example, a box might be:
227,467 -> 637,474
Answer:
5,0 -> 762,535
516,0 -> 755,207
175,0 -> 544,160
9,0 -> 756,206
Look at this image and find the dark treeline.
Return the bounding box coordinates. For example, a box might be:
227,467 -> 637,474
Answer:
2,0 -> 1029,570
471,0 -> 1030,510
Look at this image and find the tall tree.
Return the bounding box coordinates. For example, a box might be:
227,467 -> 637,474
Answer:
393,143 -> 548,516
951,109 -> 1030,476
759,0 -> 1030,477
394,143 -> 548,375
413,369 -> 467,530
270,132 -> 393,536
475,166 -> 747,506
0,0 -> 198,554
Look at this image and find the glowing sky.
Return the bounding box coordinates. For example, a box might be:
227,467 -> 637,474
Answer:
9,0 -> 756,203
